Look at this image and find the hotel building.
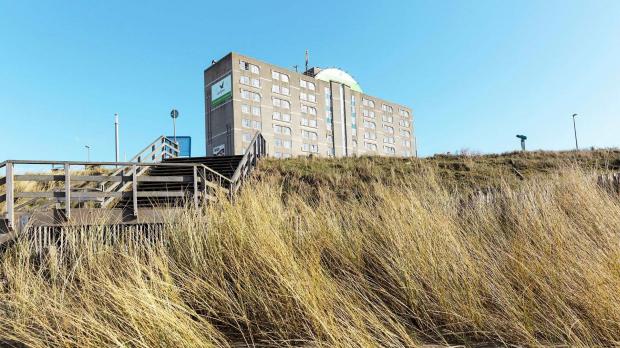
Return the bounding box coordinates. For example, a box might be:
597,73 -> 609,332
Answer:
204,52 -> 416,158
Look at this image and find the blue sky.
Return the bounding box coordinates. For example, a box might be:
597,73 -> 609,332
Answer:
1,0 -> 619,160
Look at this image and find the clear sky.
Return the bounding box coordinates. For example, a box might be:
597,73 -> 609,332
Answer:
1,0 -> 619,160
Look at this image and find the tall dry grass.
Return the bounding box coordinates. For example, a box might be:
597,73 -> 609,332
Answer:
1,166 -> 620,347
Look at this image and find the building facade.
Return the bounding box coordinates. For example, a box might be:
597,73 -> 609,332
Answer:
204,52 -> 416,158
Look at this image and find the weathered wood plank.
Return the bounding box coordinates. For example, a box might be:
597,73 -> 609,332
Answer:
16,191 -> 124,199
136,191 -> 185,198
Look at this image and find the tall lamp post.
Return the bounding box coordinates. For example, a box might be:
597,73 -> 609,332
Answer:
85,145 -> 91,162
572,113 -> 579,151
170,109 -> 179,143
114,113 -> 120,163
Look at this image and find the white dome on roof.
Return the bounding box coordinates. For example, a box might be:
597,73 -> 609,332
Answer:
314,68 -> 363,93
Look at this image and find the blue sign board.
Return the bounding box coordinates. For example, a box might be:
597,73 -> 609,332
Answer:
167,136 -> 191,157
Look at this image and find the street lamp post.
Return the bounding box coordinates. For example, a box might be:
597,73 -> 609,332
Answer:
85,145 -> 91,162
170,109 -> 179,143
572,113 -> 579,151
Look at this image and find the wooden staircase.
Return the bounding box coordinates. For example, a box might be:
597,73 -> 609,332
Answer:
0,132 -> 267,242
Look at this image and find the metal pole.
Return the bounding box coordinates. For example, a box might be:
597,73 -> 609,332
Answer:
85,145 -> 90,162
114,113 -> 120,162
572,113 -> 579,151
173,117 -> 177,143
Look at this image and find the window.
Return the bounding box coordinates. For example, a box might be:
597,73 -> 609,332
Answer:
272,71 -> 289,82
399,119 -> 410,127
242,133 -> 252,142
382,104 -> 393,113
364,132 -> 376,140
301,117 -> 317,128
363,98 -> 375,108
241,104 -> 250,114
382,114 -> 393,123
240,61 -> 259,74
399,109 -> 410,117
251,78 -> 260,88
383,125 -> 394,134
273,111 -> 290,122
252,120 -> 262,130
273,124 -> 292,135
307,82 -> 315,91
302,143 -> 319,153
364,120 -> 376,129
400,129 -> 410,137
242,119 -> 252,128
273,98 -> 289,109
281,86 -> 290,95
383,146 -> 396,154
241,89 -> 260,102
383,137 -> 395,144
272,85 -> 280,94
402,139 -> 411,147
302,130 -> 318,140
275,138 -> 292,148
240,76 -> 250,85
252,106 -> 261,116
300,92 -> 307,101
365,142 -> 377,151
363,110 -> 375,118
308,106 -> 316,115
300,80 -> 307,88
308,94 -> 316,103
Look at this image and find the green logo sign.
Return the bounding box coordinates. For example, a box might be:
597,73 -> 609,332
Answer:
211,74 -> 232,108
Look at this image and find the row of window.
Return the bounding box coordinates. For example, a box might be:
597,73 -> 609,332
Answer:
240,76 -> 260,88
272,70 -> 290,83
300,80 -> 316,91
239,61 -> 260,74
241,104 -> 261,116
241,89 -> 261,102
272,84 -> 290,96
300,92 -> 316,102
241,119 -> 262,130
300,105 -> 317,115
272,97 -> 291,109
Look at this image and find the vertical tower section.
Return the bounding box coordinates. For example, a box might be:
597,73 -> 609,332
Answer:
204,54 -> 234,156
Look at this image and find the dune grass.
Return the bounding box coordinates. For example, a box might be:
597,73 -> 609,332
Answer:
1,157 -> 620,346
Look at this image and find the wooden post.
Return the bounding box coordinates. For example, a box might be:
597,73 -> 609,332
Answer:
5,162 -> 14,230
193,165 -> 199,208
132,165 -> 138,217
64,163 -> 71,220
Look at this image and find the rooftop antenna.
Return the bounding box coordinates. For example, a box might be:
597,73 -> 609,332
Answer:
305,49 -> 309,73
516,134 -> 527,151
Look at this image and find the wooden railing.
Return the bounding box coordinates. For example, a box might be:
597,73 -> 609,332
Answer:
0,160 -> 229,231
0,132 -> 267,233
229,132 -> 267,197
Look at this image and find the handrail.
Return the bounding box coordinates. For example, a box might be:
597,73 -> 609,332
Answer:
200,164 -> 232,184
229,132 -> 266,196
